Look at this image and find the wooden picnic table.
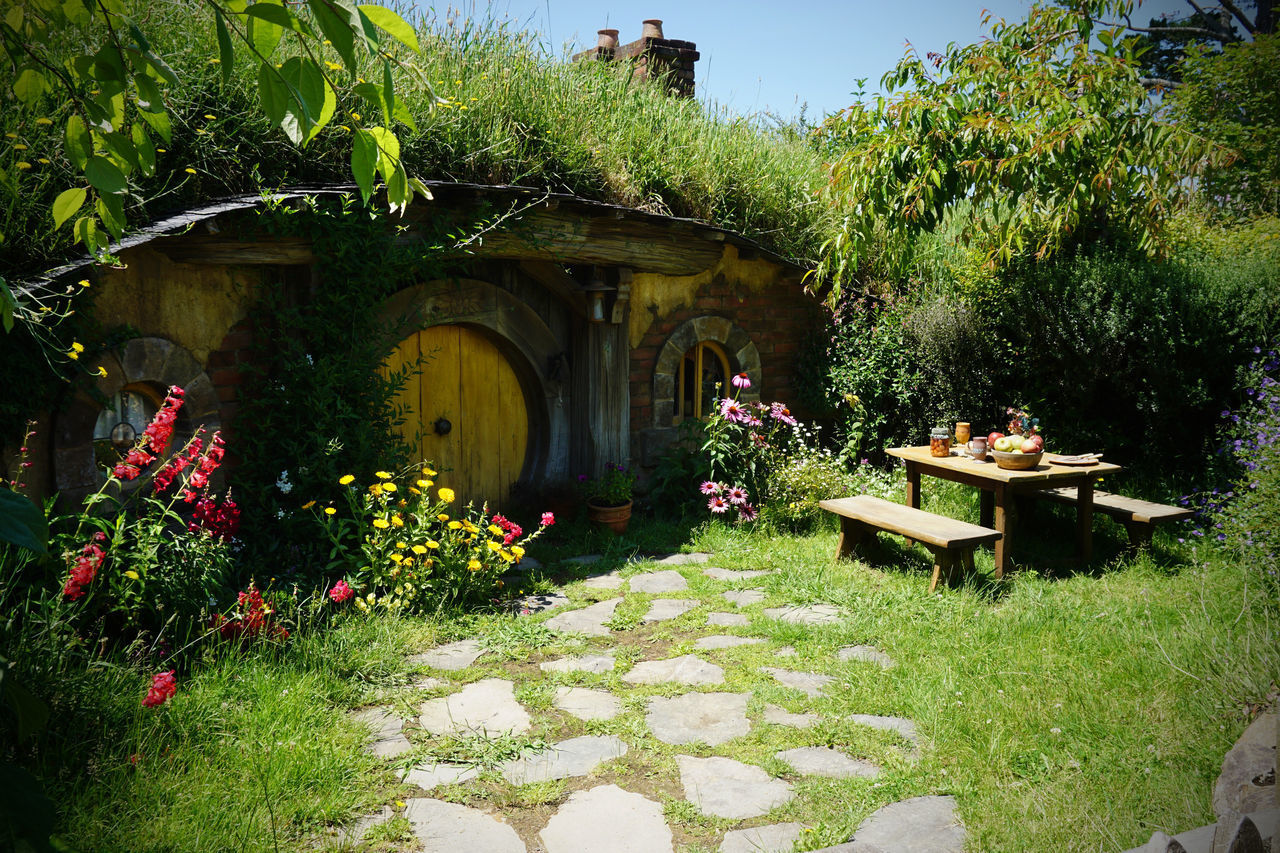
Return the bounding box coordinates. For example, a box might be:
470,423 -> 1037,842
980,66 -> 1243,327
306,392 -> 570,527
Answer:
885,446 -> 1122,578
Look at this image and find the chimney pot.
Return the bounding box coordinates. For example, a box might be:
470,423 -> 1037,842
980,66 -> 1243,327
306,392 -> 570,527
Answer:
642,19 -> 663,39
596,28 -> 619,50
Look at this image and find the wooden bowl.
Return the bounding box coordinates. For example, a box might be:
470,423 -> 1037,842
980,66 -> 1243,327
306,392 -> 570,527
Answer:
990,449 -> 1044,470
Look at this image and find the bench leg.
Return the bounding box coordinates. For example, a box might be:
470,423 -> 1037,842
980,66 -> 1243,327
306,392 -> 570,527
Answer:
904,461 -> 921,548
1123,519 -> 1153,551
836,517 -> 872,560
958,548 -> 975,586
928,548 -> 954,593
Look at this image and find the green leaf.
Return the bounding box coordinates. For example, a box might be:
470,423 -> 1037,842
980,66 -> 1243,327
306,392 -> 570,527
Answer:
13,68 -> 48,106
257,62 -> 301,144
279,56 -> 334,144
85,155 -> 127,195
131,123 -> 155,176
133,72 -> 164,112
386,161 -> 409,213
101,131 -> 140,174
366,125 -> 399,178
52,187 -> 86,230
246,2 -> 314,36
139,107 -> 171,143
96,193 -> 125,238
0,276 -> 15,334
65,115 -> 92,169
0,763 -> 57,852
75,215 -> 100,255
92,43 -> 127,82
358,4 -> 418,52
351,127 -> 376,203
248,0 -> 285,58
0,488 -> 48,555
214,8 -> 234,83
408,174 -> 433,201
308,0 -> 356,71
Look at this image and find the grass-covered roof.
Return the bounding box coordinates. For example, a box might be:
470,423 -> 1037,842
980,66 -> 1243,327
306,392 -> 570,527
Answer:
1,2 -> 834,279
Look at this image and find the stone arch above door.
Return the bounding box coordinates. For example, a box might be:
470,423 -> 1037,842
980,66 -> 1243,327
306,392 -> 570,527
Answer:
380,278 -> 571,500
54,337 -> 220,500
652,316 -> 762,428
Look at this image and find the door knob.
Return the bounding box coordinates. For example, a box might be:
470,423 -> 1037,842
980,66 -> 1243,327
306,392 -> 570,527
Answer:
433,417 -> 452,436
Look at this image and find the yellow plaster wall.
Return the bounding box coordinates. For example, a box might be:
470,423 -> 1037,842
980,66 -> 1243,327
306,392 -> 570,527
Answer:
628,244 -> 786,348
93,246 -> 260,364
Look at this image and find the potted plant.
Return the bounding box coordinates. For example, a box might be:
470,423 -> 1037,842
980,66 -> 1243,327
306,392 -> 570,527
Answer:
580,462 -> 636,534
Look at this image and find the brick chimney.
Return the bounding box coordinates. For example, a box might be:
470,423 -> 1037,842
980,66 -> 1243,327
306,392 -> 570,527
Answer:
572,19 -> 700,97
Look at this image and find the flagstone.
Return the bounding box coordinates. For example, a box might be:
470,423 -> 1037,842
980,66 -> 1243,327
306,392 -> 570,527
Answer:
763,704 -> 819,729
844,795 -> 965,852
720,822 -> 806,853
409,638 -> 485,671
404,762 -> 480,790
722,589 -> 765,606
707,611 -> 750,627
763,604 -> 844,625
703,566 -> 772,581
655,552 -> 711,565
837,645 -> 896,669
519,592 -> 569,615
775,645 -> 797,657
642,598 -> 699,622
624,654 -> 724,686
847,713 -> 920,749
418,678 -> 531,735
646,692 -> 751,745
628,570 -> 688,593
775,747 -> 881,779
582,572 -> 625,589
565,554 -> 603,565
545,598 -> 621,637
539,784 -> 674,853
413,676 -> 447,691
676,755 -> 794,819
539,651 -> 616,675
500,735 -> 628,784
404,798 -> 526,853
553,686 -> 622,721
694,634 -> 766,650
762,666 -> 835,698
337,806 -> 394,845
352,706 -> 413,758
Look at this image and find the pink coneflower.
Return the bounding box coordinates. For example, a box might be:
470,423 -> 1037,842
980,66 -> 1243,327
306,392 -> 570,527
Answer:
770,402 -> 797,426
737,503 -> 758,522
731,372 -> 751,389
699,480 -> 721,495
725,486 -> 749,505
707,495 -> 729,513
720,399 -> 747,422
747,416 -> 763,427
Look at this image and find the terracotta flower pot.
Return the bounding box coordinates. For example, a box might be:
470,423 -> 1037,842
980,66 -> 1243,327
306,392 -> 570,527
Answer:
586,499 -> 632,535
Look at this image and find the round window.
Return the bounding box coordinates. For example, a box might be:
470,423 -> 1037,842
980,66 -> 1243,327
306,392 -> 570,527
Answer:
92,385 -> 161,470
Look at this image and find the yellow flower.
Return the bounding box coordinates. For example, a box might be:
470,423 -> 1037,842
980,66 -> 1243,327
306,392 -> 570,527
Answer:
372,518 -> 390,529
37,158 -> 49,164
422,468 -> 437,477
366,593 -> 376,603
383,482 -> 397,493
499,550 -> 514,562
403,557 -> 413,566
369,483 -> 383,496
462,521 -> 479,534
184,167 -> 196,174
467,558 -> 481,571
71,342 -> 84,353
302,500 -> 316,509
324,507 -> 337,516
35,117 -> 52,125
389,552 -> 403,563
351,111 -> 361,121
16,161 -> 31,170
410,544 -> 426,555
67,349 -> 80,360
124,570 -> 139,579
356,598 -> 368,611
395,541 -> 407,549
78,279 -> 90,288
447,520 -> 462,529
391,515 -> 404,527
408,486 -> 421,495
415,479 -> 430,488
437,513 -> 449,522
375,470 -> 392,479
425,539 -> 439,549
511,545 -> 525,557
13,143 -> 27,151
326,61 -> 342,71
487,524 -> 502,535
339,474 -> 355,485
95,366 -> 108,378
487,540 -> 502,552
438,487 -> 455,503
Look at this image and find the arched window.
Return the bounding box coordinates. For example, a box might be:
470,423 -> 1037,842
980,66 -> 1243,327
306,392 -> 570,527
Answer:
92,384 -> 162,470
675,340 -> 730,424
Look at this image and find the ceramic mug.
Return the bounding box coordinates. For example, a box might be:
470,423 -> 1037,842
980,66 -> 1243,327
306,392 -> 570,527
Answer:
967,436 -> 988,460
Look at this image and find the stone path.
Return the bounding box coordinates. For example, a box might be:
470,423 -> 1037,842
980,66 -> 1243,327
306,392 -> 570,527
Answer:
333,551 -> 958,853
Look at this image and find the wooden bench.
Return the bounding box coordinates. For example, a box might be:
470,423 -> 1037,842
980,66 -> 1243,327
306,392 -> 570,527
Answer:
1030,488 -> 1192,549
819,495 -> 1002,592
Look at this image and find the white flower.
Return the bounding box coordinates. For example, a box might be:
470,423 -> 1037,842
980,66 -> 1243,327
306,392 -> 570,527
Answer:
276,471 -> 293,493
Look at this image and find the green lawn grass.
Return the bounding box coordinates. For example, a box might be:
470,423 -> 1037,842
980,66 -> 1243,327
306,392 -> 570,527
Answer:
33,500 -> 1278,852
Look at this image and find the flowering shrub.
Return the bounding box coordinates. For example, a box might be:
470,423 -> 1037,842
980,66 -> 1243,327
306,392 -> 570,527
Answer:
317,465 -> 553,613
579,463 -> 635,506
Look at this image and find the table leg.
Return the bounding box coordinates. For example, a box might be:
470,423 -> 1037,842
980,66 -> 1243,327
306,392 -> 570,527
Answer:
979,489 -> 994,529
993,483 -> 1011,579
904,461 -> 921,548
1077,478 -> 1094,564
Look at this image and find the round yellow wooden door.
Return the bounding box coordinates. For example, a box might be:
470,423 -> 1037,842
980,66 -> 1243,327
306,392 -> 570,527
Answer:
384,325 -> 529,509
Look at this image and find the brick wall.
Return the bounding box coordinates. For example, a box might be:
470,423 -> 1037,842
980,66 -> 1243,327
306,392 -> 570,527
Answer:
204,317 -> 257,467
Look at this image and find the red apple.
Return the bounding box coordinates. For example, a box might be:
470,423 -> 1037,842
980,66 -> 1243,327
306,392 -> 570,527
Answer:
987,431 -> 1004,447
1020,438 -> 1039,454
1029,434 -> 1044,451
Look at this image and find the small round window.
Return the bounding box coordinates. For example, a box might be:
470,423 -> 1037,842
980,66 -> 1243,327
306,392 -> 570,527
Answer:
92,385 -> 161,470
675,341 -> 730,424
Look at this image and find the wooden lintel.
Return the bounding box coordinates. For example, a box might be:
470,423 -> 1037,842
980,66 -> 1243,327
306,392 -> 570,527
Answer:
518,260 -> 587,313
152,235 -> 314,265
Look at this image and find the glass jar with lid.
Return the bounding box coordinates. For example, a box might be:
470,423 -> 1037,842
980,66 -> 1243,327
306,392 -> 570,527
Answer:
930,428 -> 952,457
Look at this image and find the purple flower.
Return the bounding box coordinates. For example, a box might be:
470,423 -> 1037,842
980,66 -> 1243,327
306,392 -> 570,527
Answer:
769,402 -> 797,426
720,399 -> 748,423
708,495 -> 729,513
731,372 -> 752,389
699,480 -> 721,495
726,486 -> 749,505
737,503 -> 758,522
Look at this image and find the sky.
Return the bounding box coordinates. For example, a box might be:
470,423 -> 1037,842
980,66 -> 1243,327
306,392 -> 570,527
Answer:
453,0 -> 1195,120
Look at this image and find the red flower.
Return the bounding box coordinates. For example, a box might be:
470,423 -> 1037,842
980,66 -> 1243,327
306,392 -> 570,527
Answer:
141,670 -> 177,708
329,579 -> 354,603
540,512 -> 555,527
62,540 -> 106,599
